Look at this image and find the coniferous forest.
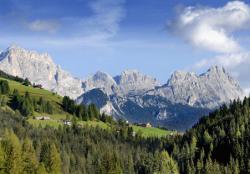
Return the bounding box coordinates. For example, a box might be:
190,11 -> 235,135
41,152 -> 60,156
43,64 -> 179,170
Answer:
1,0 -> 250,173
0,78 -> 249,173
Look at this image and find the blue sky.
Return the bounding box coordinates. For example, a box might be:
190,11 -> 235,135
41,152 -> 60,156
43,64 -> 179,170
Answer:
1,0 -> 250,90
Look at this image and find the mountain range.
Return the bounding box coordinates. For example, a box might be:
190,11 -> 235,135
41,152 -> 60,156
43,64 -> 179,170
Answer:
0,45 -> 244,130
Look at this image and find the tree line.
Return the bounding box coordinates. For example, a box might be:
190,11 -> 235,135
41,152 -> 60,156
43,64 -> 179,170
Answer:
10,90 -> 53,116
0,70 -> 28,84
0,80 -> 54,117
0,80 -> 9,107
0,79 -> 114,124
62,96 -> 110,122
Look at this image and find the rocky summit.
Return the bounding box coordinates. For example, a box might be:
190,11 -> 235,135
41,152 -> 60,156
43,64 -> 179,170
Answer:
0,45 -> 83,99
114,69 -> 159,95
0,45 -> 244,130
148,66 -> 243,109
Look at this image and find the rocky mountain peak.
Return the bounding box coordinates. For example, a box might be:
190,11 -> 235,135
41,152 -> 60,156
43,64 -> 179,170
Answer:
82,71 -> 118,95
0,45 -> 83,99
206,65 -> 226,74
81,69 -> 160,96
201,66 -> 228,78
201,66 -> 241,90
167,70 -> 197,86
121,69 -> 139,75
7,44 -> 23,52
152,66 -> 244,108
92,71 -> 115,82
6,45 -> 52,63
114,69 -> 159,94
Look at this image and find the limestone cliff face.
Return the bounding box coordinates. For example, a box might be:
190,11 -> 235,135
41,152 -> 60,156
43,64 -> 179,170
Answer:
82,71 -> 118,95
148,66 -> 244,109
0,45 -> 83,99
114,70 -> 159,95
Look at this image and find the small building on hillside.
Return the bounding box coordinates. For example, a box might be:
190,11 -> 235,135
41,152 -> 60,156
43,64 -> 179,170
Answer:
134,122 -> 152,128
146,122 -> 152,128
63,120 -> 72,126
36,116 -> 50,120
33,84 -> 43,89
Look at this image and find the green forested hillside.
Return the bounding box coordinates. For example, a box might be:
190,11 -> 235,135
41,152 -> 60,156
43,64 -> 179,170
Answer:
150,98 -> 250,174
0,71 -> 249,173
180,99 -> 250,173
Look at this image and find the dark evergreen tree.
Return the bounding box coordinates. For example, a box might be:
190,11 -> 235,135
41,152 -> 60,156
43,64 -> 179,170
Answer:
23,78 -> 31,86
0,80 -> 10,95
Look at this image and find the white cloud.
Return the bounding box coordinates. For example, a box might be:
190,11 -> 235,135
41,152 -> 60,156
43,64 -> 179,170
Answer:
23,0 -> 125,44
28,20 -> 60,33
88,0 -> 125,35
71,0 -> 125,41
194,52 -> 250,94
170,1 -> 250,53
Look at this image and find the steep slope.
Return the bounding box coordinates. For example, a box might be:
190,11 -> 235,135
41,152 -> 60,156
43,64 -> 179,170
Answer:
0,45 -> 83,99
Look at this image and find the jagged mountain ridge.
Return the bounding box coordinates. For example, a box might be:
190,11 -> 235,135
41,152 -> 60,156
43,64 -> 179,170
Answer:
77,67 -> 244,130
147,66 -> 243,109
0,45 -> 244,130
0,45 -> 160,99
78,66 -> 243,110
0,45 -> 83,99
114,69 -> 159,95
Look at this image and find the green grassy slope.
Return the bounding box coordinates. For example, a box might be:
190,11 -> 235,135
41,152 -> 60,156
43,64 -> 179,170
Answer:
0,77 -> 71,125
0,77 -> 174,137
132,125 -> 176,137
0,77 -> 61,102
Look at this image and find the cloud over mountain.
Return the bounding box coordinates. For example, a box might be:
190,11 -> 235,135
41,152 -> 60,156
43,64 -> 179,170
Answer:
169,1 -> 250,53
169,1 -> 250,93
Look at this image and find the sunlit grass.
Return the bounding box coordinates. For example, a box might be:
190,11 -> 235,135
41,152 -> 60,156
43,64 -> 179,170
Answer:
27,118 -> 63,128
132,125 -> 176,138
0,77 -> 62,103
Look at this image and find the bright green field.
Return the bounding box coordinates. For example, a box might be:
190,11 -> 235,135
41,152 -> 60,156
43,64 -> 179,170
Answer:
28,112 -> 72,127
32,112 -> 71,120
0,77 -> 66,114
132,125 -> 175,138
28,118 -> 173,138
78,120 -> 110,129
28,118 -> 63,128
0,77 -> 62,103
